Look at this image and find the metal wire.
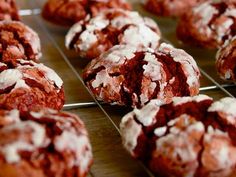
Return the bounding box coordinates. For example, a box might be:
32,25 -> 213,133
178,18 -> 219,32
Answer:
19,8 -> 41,16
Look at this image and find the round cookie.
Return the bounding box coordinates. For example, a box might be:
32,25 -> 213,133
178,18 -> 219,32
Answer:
83,43 -> 200,108
66,9 -> 161,60
142,0 -> 204,17
216,37 -> 236,81
0,21 -> 41,66
42,0 -> 131,26
176,0 -> 236,49
0,0 -> 19,21
0,108 -> 93,177
0,59 -> 65,112
120,95 -> 236,177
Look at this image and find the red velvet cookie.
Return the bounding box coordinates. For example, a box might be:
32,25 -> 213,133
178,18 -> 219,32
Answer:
216,37 -> 236,81
83,43 -> 200,108
0,59 -> 65,112
66,9 -> 161,60
0,108 -> 93,177
0,0 -> 19,21
143,0 -> 204,17
177,0 -> 236,49
42,0 -> 131,26
0,21 -> 41,66
120,95 -> 236,177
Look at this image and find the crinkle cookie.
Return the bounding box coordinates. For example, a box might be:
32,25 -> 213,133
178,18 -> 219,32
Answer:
83,43 -> 200,108
142,0 -> 204,17
0,59 -> 64,112
120,95 -> 236,177
0,21 -> 41,66
0,0 -> 19,21
42,0 -> 131,26
177,0 -> 236,49
216,36 -> 236,81
66,9 -> 161,60
0,108 -> 93,177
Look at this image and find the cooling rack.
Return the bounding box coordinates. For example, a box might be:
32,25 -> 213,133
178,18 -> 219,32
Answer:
17,0 -> 236,176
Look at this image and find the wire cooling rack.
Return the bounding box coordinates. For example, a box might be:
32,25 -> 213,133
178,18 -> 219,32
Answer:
19,7 -> 236,109
18,1 -> 236,176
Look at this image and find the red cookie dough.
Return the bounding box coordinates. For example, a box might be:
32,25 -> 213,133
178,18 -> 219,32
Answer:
0,21 -> 41,66
216,37 -> 236,81
42,0 -> 131,26
0,59 -> 65,112
83,43 -> 200,108
120,95 -> 236,177
143,0 -> 204,17
0,108 -> 93,177
0,0 -> 19,21
176,0 -> 236,49
66,9 -> 161,60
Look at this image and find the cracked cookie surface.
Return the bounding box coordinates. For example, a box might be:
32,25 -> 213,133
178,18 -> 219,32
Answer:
83,43 -> 200,108
0,108 -> 93,177
120,95 -> 236,177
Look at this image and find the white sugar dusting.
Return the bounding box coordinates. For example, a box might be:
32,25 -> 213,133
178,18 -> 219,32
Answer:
172,94 -> 212,106
193,2 -> 218,26
154,126 -> 167,137
105,45 -> 136,62
133,100 -> 159,126
1,121 -> 46,163
0,69 -> 23,90
143,52 -> 162,81
66,9 -> 161,53
208,97 -> 236,125
34,62 -> 63,89
65,21 -> 83,48
120,114 -> 142,154
54,131 -> 92,173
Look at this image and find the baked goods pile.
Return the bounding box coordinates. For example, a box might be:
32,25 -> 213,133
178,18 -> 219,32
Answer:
1,0 -> 236,176
0,1 -> 93,177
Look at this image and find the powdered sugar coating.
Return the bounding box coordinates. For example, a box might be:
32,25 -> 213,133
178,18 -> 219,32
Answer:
216,36 -> 236,81
120,113 -> 142,156
120,95 -> 236,177
66,9 -> 161,60
0,60 -> 64,112
177,0 -> 236,49
0,121 -> 47,163
84,44 -> 200,108
0,21 -> 41,64
208,97 -> 236,126
159,43 -> 200,95
0,109 -> 20,127
54,131 -> 92,172
172,94 -> 212,106
0,108 -> 93,177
